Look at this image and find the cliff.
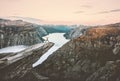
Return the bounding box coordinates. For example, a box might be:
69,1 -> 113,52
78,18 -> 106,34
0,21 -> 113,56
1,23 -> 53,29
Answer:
64,25 -> 89,39
0,42 -> 54,81
64,27 -> 87,39
0,19 -> 48,48
64,23 -> 120,39
31,23 -> 120,81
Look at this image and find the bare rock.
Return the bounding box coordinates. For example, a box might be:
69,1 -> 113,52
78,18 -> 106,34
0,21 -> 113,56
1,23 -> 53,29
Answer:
0,19 -> 48,48
33,23 -> 120,81
0,42 -> 54,81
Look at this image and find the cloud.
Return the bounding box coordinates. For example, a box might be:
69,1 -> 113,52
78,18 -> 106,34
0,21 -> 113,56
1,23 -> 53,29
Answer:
80,5 -> 92,8
74,11 -> 84,14
110,9 -> 120,12
98,9 -> 120,14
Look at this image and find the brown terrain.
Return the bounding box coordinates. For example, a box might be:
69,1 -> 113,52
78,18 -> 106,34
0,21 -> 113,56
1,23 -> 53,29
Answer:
29,23 -> 120,81
0,22 -> 120,81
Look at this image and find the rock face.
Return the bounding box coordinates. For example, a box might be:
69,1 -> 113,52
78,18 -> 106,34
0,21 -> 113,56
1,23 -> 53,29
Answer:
0,19 -> 72,49
32,23 -> 120,81
64,23 -> 120,39
0,19 -> 48,48
0,42 -> 54,81
64,26 -> 88,39
64,27 -> 87,39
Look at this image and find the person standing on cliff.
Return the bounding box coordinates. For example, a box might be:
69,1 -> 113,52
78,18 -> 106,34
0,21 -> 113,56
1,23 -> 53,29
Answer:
44,37 -> 49,43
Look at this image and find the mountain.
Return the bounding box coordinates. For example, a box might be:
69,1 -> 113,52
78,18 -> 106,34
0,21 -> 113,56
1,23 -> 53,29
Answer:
0,19 -> 48,48
2,16 -> 44,24
64,25 -> 88,39
64,23 -> 120,39
2,16 -> 73,33
0,18 -> 72,48
0,19 -> 120,81
0,42 -> 54,81
25,23 -> 120,81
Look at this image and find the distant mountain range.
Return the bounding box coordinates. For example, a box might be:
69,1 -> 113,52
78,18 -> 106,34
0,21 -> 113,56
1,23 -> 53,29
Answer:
2,16 -> 46,25
1,16 -> 84,26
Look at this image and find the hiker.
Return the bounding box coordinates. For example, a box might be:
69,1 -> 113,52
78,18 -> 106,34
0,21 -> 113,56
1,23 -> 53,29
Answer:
44,37 -> 49,43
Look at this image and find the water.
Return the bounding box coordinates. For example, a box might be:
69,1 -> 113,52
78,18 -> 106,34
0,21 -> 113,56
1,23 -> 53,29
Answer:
0,45 -> 28,53
33,33 -> 69,67
0,33 -> 69,67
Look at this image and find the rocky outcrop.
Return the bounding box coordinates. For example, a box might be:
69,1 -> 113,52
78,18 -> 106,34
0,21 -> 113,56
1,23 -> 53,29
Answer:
0,42 -> 54,81
0,19 -> 48,48
31,23 -> 120,81
64,26 -> 88,39
64,23 -> 120,39
64,27 -> 87,39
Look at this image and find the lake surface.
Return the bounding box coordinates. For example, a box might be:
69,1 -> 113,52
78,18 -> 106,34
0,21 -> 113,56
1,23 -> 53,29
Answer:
0,45 -> 28,53
33,33 -> 69,67
0,33 -> 69,67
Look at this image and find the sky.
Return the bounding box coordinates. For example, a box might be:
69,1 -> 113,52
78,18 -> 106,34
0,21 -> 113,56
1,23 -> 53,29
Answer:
0,0 -> 120,25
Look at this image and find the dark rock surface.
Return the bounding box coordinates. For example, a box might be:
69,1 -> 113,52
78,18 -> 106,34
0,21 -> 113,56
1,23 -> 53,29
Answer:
0,19 -> 48,48
0,20 -> 120,81
64,23 -> 120,39
0,19 -> 72,49
64,27 -> 87,39
31,23 -> 120,81
0,42 -> 54,81
64,25 -> 88,39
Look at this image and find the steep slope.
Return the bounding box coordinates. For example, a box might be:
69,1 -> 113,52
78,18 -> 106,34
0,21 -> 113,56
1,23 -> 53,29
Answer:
64,23 -> 120,39
32,23 -> 120,81
64,25 -> 88,39
0,19 -> 48,48
0,42 -> 54,81
3,16 -> 72,33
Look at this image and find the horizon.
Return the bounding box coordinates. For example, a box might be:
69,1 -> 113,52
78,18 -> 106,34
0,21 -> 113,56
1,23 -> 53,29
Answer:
1,16 -> 120,26
0,0 -> 120,25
